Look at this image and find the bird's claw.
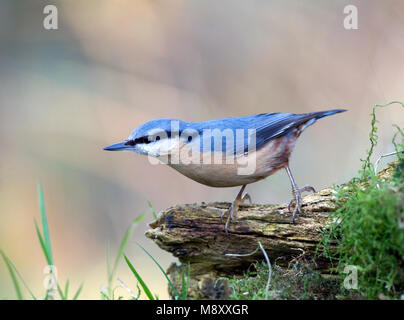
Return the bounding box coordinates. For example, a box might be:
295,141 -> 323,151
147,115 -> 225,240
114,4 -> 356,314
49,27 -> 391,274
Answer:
242,193 -> 252,204
221,188 -> 251,233
221,202 -> 238,233
288,185 -> 316,222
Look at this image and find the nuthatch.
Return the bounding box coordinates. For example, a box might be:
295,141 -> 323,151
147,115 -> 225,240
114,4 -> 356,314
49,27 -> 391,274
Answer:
104,109 -> 346,232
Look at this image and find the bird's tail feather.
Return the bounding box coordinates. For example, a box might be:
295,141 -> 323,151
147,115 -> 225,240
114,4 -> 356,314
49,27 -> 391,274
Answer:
310,109 -> 347,120
293,109 -> 346,135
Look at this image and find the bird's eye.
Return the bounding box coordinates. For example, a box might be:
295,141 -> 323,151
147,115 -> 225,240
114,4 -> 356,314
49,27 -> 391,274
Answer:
187,136 -> 192,143
156,136 -> 160,141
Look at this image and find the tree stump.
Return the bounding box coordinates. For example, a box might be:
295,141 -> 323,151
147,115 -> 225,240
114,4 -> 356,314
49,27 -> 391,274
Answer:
145,188 -> 339,299
144,162 -> 397,299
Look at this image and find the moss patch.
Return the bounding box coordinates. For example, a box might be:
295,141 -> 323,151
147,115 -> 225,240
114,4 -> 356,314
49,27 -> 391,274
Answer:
321,159 -> 404,299
224,260 -> 344,300
320,102 -> 404,299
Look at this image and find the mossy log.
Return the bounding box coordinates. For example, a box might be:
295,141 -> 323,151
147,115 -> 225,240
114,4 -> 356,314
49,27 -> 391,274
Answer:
145,163 -> 397,299
145,189 -> 338,299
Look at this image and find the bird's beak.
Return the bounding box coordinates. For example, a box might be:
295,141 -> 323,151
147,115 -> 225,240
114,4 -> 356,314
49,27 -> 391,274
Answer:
103,141 -> 132,151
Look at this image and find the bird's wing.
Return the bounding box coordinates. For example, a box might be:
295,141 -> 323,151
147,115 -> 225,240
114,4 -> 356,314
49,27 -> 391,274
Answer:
248,110 -> 346,153
186,109 -> 345,155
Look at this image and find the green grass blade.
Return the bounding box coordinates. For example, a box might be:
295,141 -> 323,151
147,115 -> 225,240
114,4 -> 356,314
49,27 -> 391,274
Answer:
34,219 -> 52,266
38,184 -> 53,265
148,201 -> 157,219
136,242 -> 180,298
0,250 -> 23,300
64,280 -> 70,299
57,284 -> 65,300
185,263 -> 190,300
72,283 -> 83,300
109,213 -> 147,283
7,256 -> 36,299
181,266 -> 186,299
179,263 -> 190,300
133,211 -> 148,225
124,255 -> 154,300
100,291 -> 109,300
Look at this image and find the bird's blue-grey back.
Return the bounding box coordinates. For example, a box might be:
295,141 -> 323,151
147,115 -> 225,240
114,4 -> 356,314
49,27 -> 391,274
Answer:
127,109 -> 346,155
181,109 -> 346,154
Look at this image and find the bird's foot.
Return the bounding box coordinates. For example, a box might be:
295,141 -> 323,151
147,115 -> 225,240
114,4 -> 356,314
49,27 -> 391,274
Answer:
288,185 -> 316,222
220,187 -> 251,233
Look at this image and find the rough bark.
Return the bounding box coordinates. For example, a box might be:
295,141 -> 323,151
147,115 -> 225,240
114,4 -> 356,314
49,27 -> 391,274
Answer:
145,189 -> 337,299
144,163 -> 396,299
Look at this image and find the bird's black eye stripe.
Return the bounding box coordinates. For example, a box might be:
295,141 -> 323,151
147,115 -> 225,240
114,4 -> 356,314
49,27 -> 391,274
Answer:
139,137 -> 151,144
124,131 -> 173,146
124,140 -> 136,146
125,136 -> 151,146
134,137 -> 151,144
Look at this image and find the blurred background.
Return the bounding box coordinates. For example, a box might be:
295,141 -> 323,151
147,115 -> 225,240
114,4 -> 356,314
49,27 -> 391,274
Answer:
1,0 -> 403,299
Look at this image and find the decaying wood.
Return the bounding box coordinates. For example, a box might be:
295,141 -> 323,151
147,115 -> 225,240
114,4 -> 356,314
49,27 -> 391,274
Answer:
144,162 -> 397,299
145,189 -> 337,299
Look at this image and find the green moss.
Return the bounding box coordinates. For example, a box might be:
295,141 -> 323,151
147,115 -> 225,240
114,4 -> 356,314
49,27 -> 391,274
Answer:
393,157 -> 404,182
224,261 -> 342,300
323,162 -> 404,299
320,102 -> 404,299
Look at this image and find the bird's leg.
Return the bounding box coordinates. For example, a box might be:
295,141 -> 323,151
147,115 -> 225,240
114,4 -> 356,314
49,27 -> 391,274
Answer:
220,184 -> 250,233
285,165 -> 316,222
